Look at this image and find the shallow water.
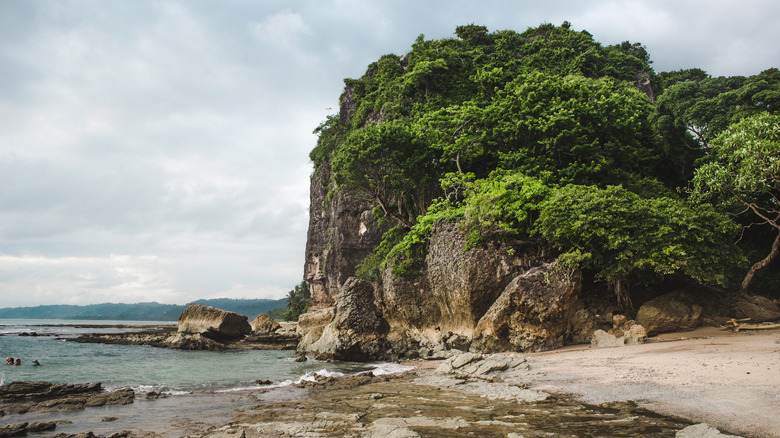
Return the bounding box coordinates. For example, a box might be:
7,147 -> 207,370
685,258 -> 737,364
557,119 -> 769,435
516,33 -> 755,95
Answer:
0,319 -> 407,436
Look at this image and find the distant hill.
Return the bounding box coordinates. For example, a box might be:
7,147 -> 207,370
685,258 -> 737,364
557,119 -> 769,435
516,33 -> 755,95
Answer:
0,298 -> 287,322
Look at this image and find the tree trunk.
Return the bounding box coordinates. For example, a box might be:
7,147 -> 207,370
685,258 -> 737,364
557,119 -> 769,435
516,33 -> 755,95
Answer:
740,230 -> 780,293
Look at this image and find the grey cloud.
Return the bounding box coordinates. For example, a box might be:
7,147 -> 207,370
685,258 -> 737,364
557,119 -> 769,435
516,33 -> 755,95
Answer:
1,0 -> 777,307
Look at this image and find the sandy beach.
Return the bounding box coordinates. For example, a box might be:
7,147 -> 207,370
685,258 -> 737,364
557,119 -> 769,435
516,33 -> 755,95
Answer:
518,328 -> 780,438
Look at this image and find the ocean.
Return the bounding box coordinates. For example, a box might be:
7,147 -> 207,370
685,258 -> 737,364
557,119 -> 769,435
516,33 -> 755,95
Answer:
0,319 -> 410,436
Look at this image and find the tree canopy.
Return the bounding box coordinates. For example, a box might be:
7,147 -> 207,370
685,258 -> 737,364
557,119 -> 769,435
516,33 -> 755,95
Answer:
313,23 -> 780,304
692,112 -> 780,292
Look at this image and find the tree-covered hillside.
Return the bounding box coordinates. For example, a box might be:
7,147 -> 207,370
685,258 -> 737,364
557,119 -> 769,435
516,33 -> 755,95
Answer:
0,298 -> 287,321
312,23 -> 780,304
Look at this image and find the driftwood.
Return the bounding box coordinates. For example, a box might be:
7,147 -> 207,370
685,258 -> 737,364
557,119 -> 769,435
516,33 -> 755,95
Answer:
722,318 -> 780,332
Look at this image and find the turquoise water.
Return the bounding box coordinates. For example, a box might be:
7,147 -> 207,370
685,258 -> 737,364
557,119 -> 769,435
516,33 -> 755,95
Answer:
0,319 -> 395,392
0,319 -> 409,436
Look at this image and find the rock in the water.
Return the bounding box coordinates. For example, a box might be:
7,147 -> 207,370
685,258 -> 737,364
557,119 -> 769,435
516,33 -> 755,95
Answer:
636,292 -> 703,335
734,294 -> 780,323
177,303 -> 251,340
676,423 -> 741,437
472,262 -> 580,353
250,313 -> 281,333
0,382 -> 134,415
163,332 -> 227,351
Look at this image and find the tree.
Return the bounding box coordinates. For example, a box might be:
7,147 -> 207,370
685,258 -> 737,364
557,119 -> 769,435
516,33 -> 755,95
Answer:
487,73 -> 657,186
415,101 -> 486,174
692,112 -> 780,292
332,123 -> 438,228
535,185 -> 743,307
653,68 -> 780,151
283,281 -> 311,321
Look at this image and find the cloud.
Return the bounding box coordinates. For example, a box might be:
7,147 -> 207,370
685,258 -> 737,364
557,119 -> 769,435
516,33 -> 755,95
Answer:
1,0 -> 778,308
250,11 -> 311,47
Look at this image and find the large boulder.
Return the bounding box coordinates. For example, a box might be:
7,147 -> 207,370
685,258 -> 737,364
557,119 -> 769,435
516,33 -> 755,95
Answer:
471,262 -> 581,352
177,304 -> 251,340
734,294 -> 780,323
636,292 -> 703,336
250,313 -> 281,333
297,277 -> 389,360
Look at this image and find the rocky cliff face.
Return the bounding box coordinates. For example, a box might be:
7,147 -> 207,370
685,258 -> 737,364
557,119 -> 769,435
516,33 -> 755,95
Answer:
299,190 -> 581,360
299,83 -> 581,361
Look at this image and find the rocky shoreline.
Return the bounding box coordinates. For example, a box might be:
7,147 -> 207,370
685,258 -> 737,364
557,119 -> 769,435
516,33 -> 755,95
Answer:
68,327 -> 299,351
0,381 -> 135,437
4,330 -> 778,437
64,305 -> 300,351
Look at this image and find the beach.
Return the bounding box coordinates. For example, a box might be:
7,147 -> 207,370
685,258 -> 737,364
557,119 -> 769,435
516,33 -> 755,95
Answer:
3,324 -> 779,437
200,329 -> 780,438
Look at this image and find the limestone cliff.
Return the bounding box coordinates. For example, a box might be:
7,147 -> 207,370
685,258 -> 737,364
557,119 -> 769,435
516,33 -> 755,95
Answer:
300,173 -> 582,360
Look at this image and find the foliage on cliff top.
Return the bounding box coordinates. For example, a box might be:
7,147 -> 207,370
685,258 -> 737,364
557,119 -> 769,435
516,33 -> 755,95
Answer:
314,22 -> 779,297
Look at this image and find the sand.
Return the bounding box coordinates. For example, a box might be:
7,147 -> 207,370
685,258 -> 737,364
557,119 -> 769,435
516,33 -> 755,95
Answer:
517,328 -> 780,437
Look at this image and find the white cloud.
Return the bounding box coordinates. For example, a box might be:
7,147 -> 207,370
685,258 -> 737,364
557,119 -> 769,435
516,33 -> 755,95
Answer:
250,11 -> 310,47
0,0 -> 778,308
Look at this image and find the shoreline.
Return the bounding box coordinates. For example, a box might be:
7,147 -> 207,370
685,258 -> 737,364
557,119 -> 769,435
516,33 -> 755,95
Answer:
3,325 -> 778,437
518,328 -> 780,438
204,329 -> 778,438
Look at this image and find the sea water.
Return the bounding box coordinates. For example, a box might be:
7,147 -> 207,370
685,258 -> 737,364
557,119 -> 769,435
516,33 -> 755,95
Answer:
0,319 -> 409,436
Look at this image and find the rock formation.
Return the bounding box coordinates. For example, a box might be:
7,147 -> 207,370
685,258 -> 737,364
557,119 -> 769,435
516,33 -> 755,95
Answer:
177,303 -> 252,341
0,382 -> 134,415
636,292 -> 703,335
299,198 -> 581,360
250,313 -> 281,333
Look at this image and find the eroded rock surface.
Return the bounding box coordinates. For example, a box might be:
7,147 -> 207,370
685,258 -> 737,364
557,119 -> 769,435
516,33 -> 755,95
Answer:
636,292 -> 703,336
177,303 -> 252,340
250,313 -> 281,333
0,382 -> 134,415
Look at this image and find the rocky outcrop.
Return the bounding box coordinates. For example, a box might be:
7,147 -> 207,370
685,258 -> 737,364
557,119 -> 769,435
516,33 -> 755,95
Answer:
636,292 -> 703,335
177,303 -> 251,341
297,277 -> 389,360
0,382 -> 134,415
0,421 -> 57,437
734,294 -> 780,323
472,263 -> 580,353
299,216 -> 580,360
250,314 -> 281,333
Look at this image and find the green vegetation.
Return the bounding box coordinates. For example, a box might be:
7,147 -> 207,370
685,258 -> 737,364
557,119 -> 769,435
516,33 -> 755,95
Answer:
313,22 -> 780,304
692,112 -> 780,292
0,298 -> 288,321
283,281 -> 310,321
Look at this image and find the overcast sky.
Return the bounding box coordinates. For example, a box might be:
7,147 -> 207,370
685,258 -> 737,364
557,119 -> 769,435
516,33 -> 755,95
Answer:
1,0 -> 778,308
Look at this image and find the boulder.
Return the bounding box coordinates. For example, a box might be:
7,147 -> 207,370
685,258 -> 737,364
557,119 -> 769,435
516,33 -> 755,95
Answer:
591,329 -> 624,347
177,304 -> 251,340
734,294 -> 780,323
298,277 -> 389,360
472,262 -> 581,352
250,313 -> 281,333
591,324 -> 647,347
636,292 -> 703,336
